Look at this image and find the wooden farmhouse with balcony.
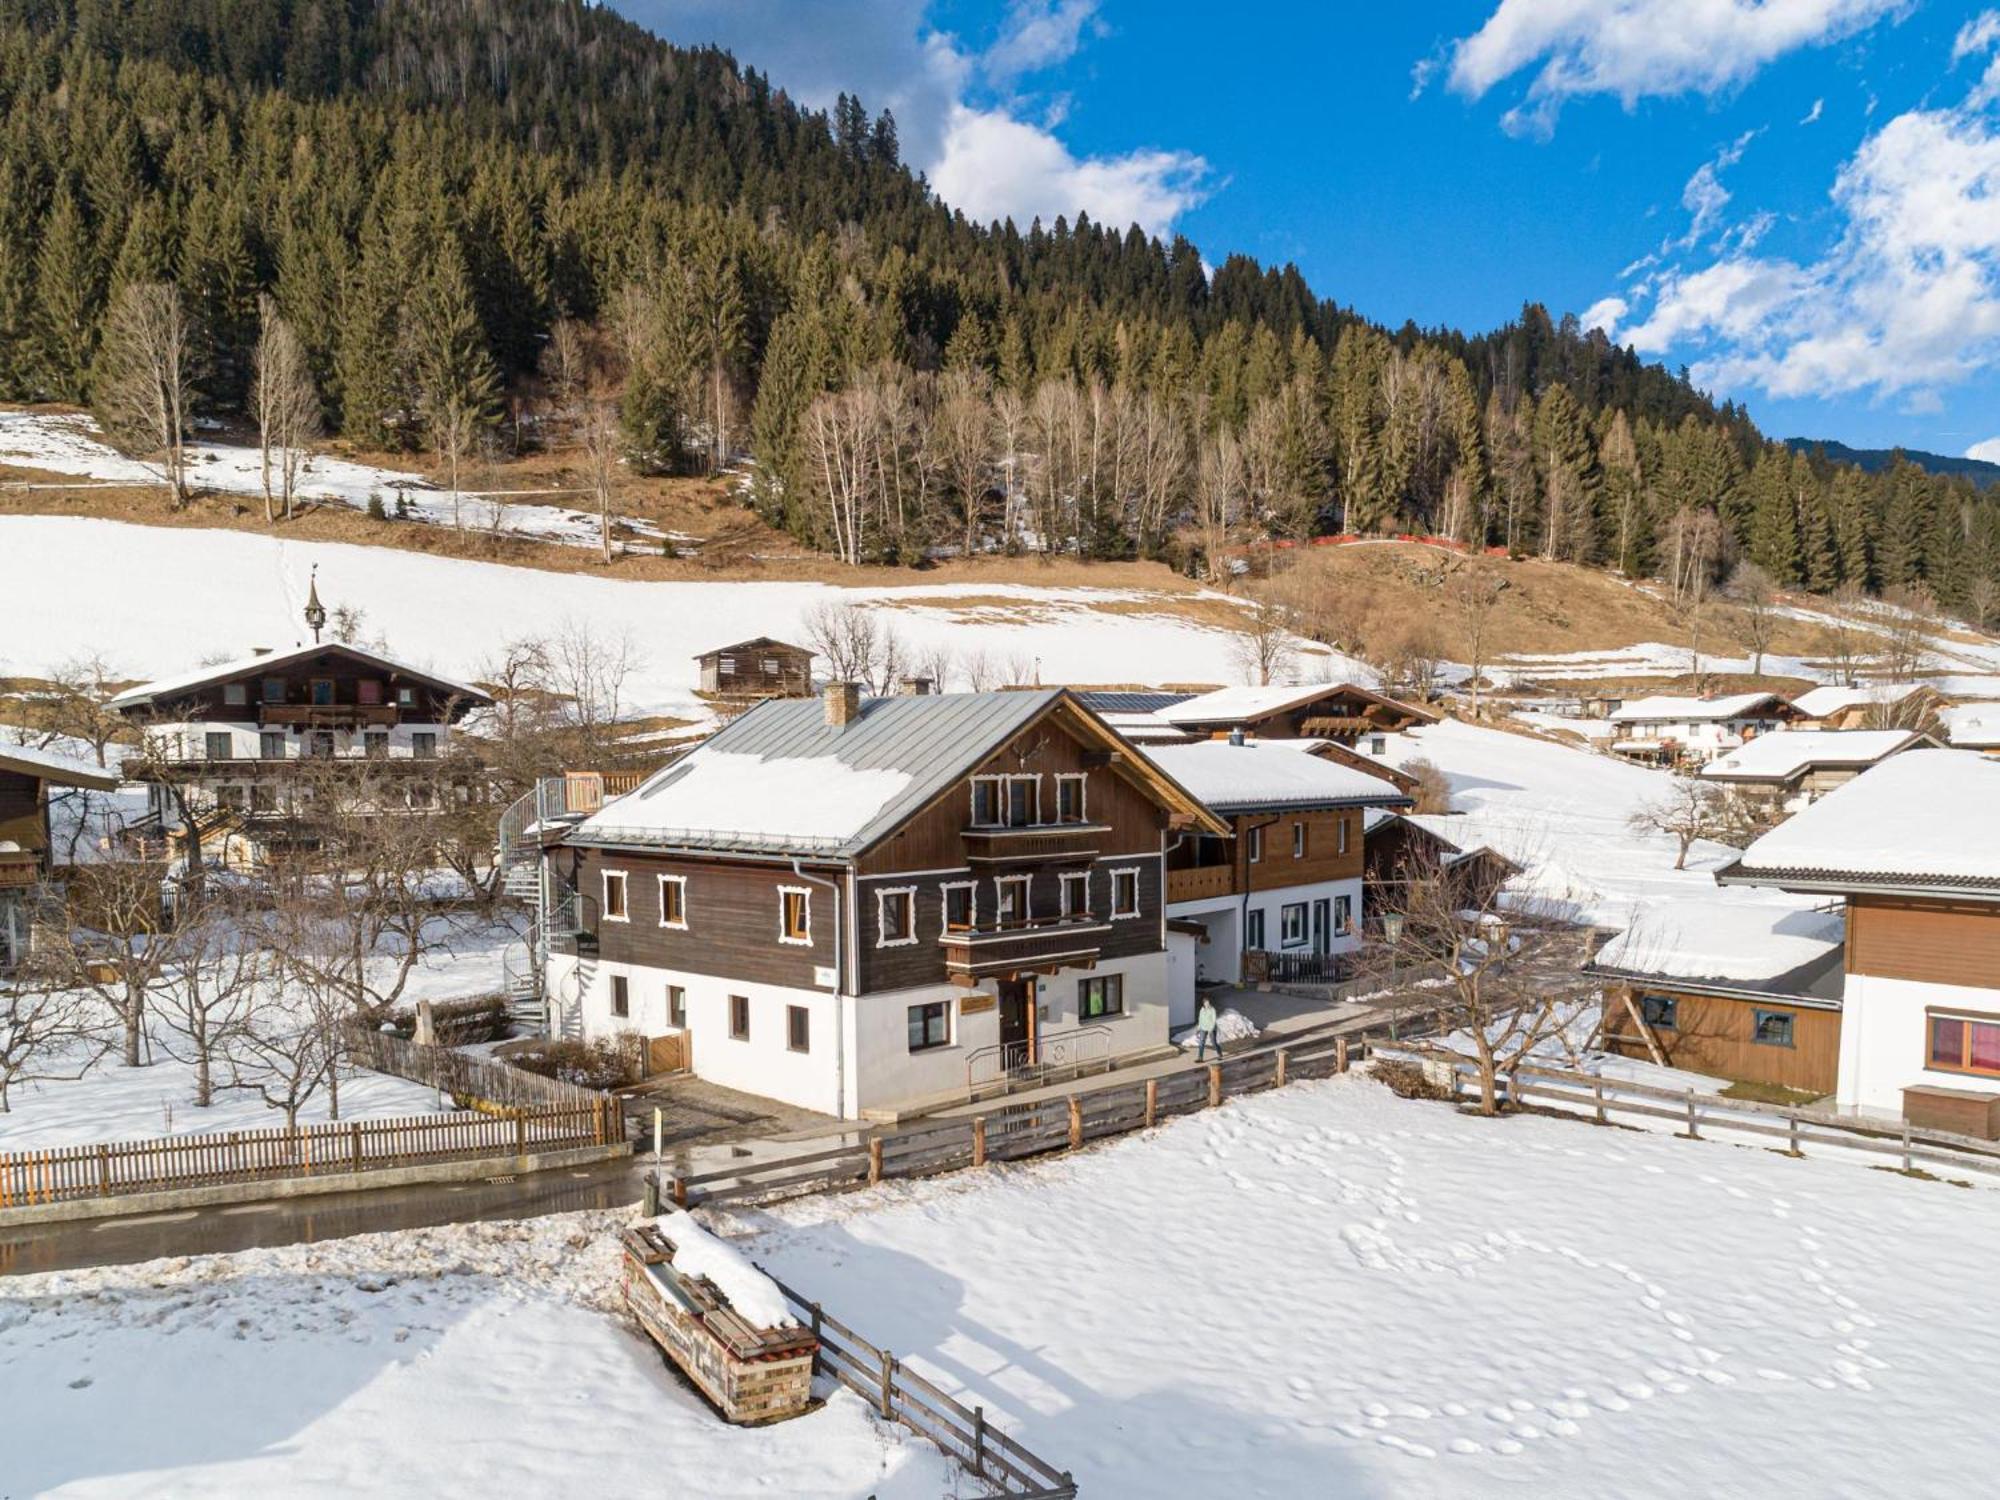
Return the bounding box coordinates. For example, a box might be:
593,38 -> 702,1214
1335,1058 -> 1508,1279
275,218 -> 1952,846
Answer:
1144,738 -> 1410,1015
695,638 -> 815,699
1718,750 -> 2000,1136
1607,693 -> 1798,767
535,683 -> 1225,1120
1,743 -> 120,970
1149,682 -> 1440,752
107,636 -> 492,867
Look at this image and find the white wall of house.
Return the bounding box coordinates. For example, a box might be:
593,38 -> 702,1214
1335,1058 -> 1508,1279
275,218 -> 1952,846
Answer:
549,947 -> 1172,1120
1165,928 -> 1199,1028
150,719 -> 456,763
1839,973 -> 2000,1117
1167,876 -> 1362,972
1614,717 -> 1785,763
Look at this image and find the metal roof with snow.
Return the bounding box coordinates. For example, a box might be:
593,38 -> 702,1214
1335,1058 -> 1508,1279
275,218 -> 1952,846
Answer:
0,742 -> 120,790
1787,683 -> 1927,720
106,641 -> 491,712
1156,681 -> 1437,728
569,688 -> 1225,859
1698,729 -> 1929,784
1609,692 -> 1789,724
1076,690 -> 1197,714
1141,739 -> 1410,815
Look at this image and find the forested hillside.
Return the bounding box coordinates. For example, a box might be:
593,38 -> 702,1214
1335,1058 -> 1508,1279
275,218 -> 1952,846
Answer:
3,0 -> 1998,618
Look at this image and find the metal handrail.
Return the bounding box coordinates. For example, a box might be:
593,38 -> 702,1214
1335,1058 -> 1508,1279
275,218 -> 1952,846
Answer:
967,1023 -> 1115,1092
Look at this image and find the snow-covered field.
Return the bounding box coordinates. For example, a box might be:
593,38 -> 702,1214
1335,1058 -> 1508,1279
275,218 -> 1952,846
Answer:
0,409 -> 688,553
1,1211 -> 953,1499
14,1075 -> 1988,1497
736,1074 -> 2000,1498
0,516 -> 1283,721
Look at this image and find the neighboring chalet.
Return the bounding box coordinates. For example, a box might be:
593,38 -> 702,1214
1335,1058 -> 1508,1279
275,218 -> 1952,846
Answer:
1719,750 -> 2000,1135
536,685 -> 1225,1120
1146,738 -> 1410,1009
0,743 -> 120,969
1607,693 -> 1796,766
1588,899 -> 1846,1097
1698,728 -> 1934,811
1788,682 -> 1940,730
1362,809 -> 1519,924
694,638 -> 815,699
107,637 -> 492,866
1155,683 -> 1440,751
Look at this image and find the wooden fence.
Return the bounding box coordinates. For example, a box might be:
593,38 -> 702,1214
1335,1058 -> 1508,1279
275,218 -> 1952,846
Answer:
0,1099 -> 624,1209
667,1027 -> 1378,1209
342,1022 -> 610,1111
772,1277 -> 1077,1498
1422,1053 -> 2000,1179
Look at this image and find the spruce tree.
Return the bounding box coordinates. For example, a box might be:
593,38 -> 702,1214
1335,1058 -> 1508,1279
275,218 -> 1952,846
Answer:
1791,451 -> 1837,592
1745,448 -> 1801,584
34,190 -> 104,402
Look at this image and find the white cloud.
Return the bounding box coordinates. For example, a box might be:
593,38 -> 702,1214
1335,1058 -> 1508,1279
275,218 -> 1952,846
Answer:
1967,436 -> 2000,462
1580,295 -> 1629,338
1437,0 -> 1906,136
1600,33 -> 2000,404
617,0 -> 1207,236
1800,97 -> 1825,124
1676,129 -> 1759,249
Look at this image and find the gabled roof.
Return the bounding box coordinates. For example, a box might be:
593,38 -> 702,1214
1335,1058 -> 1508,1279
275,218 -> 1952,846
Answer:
1717,749 -> 2000,897
1587,899 -> 1846,1007
1076,690 -> 1197,714
1609,692 -> 1788,724
1787,682 -> 1930,720
1698,729 -> 1929,784
1141,739 -> 1411,815
693,637 -> 815,663
1156,681 -> 1438,729
0,742 -> 120,790
569,688 -> 1226,859
106,641 -> 491,712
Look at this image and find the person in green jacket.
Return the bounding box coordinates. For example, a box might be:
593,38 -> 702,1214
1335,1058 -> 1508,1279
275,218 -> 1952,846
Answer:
1195,997 -> 1224,1061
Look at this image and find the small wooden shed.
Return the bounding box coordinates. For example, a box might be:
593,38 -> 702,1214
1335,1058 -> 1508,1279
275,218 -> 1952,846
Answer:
694,638 -> 816,698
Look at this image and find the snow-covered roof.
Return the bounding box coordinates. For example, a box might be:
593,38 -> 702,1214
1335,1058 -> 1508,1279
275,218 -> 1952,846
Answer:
1097,710 -> 1194,744
571,689 -> 1224,857
1609,693 -> 1786,724
106,641 -> 491,711
0,741 -> 120,789
1141,739 -> 1409,813
1699,729 -> 1924,784
1942,701 -> 2000,748
1156,681 -> 1434,728
1591,898 -> 1845,998
1723,749 -> 2000,893
1787,683 -> 1926,720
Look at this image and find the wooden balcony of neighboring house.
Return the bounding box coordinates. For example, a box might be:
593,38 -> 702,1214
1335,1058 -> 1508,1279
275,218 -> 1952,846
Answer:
1166,864 -> 1237,904
0,847 -> 44,890
960,821 -> 1108,866
258,703 -> 402,729
940,912 -> 1108,981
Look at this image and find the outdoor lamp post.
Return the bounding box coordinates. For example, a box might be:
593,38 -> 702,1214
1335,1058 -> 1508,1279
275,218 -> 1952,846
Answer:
1381,911 -> 1406,1040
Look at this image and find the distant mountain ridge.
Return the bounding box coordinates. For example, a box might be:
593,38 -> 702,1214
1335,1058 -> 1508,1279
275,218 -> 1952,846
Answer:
1783,437 -> 2000,488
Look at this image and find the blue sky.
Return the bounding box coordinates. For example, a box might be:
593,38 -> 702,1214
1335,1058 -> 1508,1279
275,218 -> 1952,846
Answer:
617,2 -> 2000,457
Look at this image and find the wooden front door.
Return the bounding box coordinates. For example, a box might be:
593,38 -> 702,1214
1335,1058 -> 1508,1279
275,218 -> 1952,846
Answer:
998,978 -> 1033,1064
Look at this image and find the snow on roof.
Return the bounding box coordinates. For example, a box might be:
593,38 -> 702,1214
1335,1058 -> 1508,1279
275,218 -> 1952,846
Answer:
1098,710 -> 1194,743
651,1211 -> 796,1328
1942,701 -> 2000,747
579,748 -> 914,853
0,741 -> 120,789
1730,749 -> 2000,887
106,640 -> 490,710
1156,683 -> 1335,725
1699,729 -> 1921,783
1788,683 -> 1924,719
1141,739 -> 1408,812
1609,693 -> 1785,723
1593,898 -> 1844,988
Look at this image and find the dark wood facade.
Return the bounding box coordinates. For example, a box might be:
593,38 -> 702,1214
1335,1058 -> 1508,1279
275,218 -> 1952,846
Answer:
114,645 -> 485,728
696,638 -> 815,698
1173,685 -> 1437,746
1166,808 -> 1363,904
1601,982 -> 1840,1095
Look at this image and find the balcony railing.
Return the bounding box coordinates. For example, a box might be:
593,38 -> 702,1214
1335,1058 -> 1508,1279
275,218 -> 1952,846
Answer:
1166,865 -> 1235,904
940,912 -> 1109,979
960,822 -> 1107,865
258,704 -> 402,728
0,849 -> 42,889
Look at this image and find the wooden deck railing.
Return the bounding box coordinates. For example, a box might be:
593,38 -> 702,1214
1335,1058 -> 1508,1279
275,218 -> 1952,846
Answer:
0,1099 -> 624,1209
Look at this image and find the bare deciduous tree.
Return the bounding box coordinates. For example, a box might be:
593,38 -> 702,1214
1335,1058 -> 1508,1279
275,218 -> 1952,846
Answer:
154,890 -> 264,1108
1878,583 -> 1938,682
0,931 -> 109,1112
250,293 -> 321,522
95,281 -> 195,505
1726,560 -> 1780,677
1629,775 -> 1730,871
56,859 -> 177,1068
1194,429 -> 1245,584
578,394 -> 622,564
1230,584 -> 1298,686
1444,568 -> 1508,718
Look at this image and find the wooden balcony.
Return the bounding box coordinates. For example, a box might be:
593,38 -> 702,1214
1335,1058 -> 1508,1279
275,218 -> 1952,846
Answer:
961,822 -> 1107,866
258,703 -> 401,728
1167,865 -> 1236,904
0,849 -> 43,889
940,914 -> 1109,980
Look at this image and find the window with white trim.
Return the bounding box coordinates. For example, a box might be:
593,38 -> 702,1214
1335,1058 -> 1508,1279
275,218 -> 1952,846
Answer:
1110,867 -> 1141,919
877,886 -> 917,946
971,775 -> 1004,826
1006,775 -> 1041,827
1281,902 -> 1308,948
1292,821 -> 1306,858
1246,908 -> 1266,949
1056,774 -> 1088,824
778,886 -> 812,945
1337,815 -> 1349,855
602,870 -> 629,922
996,875 -> 1031,926
1248,825 -> 1263,864
658,874 -> 687,929
941,880 -> 978,933
1060,871 -> 1090,917
1333,894 -> 1352,935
